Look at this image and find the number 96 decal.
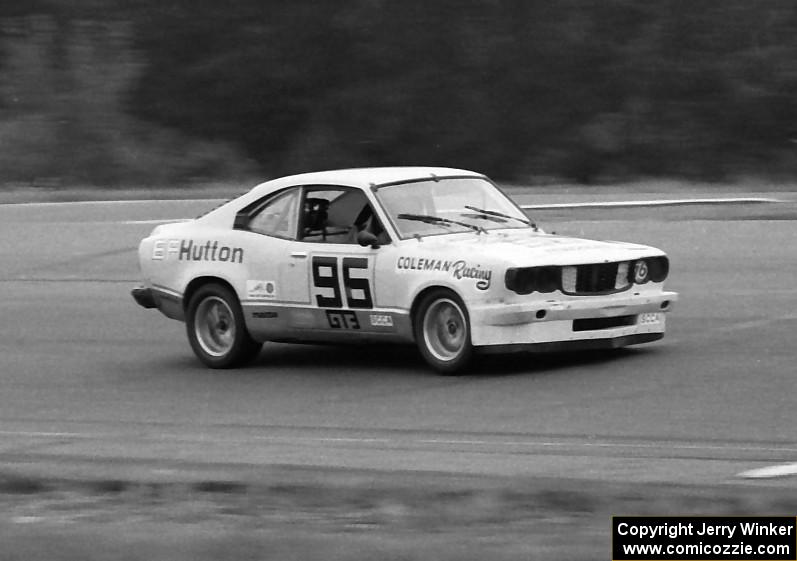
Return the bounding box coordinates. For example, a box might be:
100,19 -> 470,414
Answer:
311,256 -> 373,309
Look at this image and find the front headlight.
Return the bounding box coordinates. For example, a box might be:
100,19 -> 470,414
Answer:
505,266 -> 560,294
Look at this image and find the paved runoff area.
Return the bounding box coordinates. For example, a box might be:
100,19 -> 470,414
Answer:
1,187 -> 796,559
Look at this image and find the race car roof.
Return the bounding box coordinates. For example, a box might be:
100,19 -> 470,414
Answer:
196,167 -> 486,226
249,167 -> 485,196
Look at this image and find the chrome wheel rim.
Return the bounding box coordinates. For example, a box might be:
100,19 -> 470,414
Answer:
422,298 -> 467,362
194,296 -> 235,357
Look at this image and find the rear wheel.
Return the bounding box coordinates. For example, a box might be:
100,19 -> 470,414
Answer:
186,283 -> 262,368
414,289 -> 473,375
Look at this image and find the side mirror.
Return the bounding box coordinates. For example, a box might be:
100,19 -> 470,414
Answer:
356,230 -> 379,248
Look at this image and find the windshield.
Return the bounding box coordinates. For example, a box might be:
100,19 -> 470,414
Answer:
375,177 -> 531,239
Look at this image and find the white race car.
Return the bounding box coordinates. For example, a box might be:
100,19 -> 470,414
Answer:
132,167 -> 677,374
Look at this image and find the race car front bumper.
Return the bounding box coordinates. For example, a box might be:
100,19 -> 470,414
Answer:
469,291 -> 678,348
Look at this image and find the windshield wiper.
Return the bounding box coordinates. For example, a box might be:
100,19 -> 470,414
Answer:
463,205 -> 538,231
397,213 -> 487,235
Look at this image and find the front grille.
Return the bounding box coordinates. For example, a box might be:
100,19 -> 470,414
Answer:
573,315 -> 637,332
561,262 -> 630,295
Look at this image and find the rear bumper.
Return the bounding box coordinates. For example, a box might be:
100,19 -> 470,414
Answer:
131,286 -> 157,309
131,284 -> 185,320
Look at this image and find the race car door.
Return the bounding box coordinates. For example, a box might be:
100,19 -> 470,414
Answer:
296,187 -> 390,340
238,184 -> 391,341
235,186 -> 312,338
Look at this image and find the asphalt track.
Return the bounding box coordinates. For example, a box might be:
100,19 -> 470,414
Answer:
1,193 -> 796,487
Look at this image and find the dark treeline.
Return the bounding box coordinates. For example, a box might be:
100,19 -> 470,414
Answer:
2,0 -> 797,185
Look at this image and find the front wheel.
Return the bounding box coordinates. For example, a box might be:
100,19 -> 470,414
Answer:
414,289 -> 473,375
186,283 -> 262,368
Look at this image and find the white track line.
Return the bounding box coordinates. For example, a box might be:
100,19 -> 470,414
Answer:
1,196 -> 785,210
0,199 -> 220,207
738,463 -> 797,479
0,430 -> 95,438
520,197 -> 783,209
2,429 -> 796,455
122,219 -> 191,224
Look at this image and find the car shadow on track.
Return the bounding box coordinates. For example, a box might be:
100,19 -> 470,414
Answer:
468,347 -> 659,378
249,342 -> 426,370
244,343 -> 656,377
155,343 -> 659,378
468,348 -> 656,377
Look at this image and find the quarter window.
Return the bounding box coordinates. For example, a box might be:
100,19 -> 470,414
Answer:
248,188 -> 300,238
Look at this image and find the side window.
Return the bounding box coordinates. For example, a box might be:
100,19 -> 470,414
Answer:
300,187 -> 386,244
248,188 -> 300,238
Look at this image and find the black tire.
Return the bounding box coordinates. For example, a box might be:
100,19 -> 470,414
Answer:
185,283 -> 262,368
413,289 -> 473,375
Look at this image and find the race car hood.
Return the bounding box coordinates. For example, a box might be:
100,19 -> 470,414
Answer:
413,229 -> 663,267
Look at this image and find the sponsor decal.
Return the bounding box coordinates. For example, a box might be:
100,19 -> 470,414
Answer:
396,256 -> 492,290
151,239 -> 180,260
639,312 -> 661,325
252,311 -> 278,319
247,280 -> 277,299
396,256 -> 454,272
152,239 -> 244,263
452,260 -> 492,290
369,314 -> 394,327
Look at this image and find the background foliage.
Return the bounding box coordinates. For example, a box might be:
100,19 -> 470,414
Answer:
2,0 -> 797,186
